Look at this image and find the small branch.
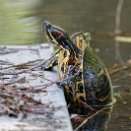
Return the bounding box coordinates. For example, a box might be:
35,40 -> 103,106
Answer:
3,77 -> 26,86
0,49 -> 61,76
109,64 -> 129,75
1,59 -> 43,70
73,107 -> 111,131
0,103 -> 17,116
115,0 -> 124,35
114,0 -> 125,65
115,36 -> 131,43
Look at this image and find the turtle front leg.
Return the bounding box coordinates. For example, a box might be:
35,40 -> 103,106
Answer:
43,55 -> 58,71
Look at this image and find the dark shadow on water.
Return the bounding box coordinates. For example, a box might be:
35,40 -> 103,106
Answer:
72,107 -> 113,131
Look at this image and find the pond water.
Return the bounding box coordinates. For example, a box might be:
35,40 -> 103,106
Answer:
0,0 -> 131,131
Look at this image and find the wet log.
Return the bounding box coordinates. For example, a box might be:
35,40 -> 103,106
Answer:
0,44 -> 72,131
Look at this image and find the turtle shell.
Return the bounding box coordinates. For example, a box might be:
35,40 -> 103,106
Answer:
73,32 -> 113,109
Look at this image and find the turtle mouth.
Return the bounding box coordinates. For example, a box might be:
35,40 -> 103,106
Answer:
43,20 -> 52,33
42,21 -> 54,42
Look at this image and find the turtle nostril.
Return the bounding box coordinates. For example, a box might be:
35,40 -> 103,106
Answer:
42,20 -> 51,32
42,20 -> 52,31
43,20 -> 50,26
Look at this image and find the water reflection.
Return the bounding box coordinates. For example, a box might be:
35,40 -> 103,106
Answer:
72,107 -> 112,131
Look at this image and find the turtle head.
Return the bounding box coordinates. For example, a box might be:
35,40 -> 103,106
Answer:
43,20 -> 81,58
43,20 -> 71,50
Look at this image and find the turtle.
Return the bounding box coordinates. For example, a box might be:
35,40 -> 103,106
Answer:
42,20 -> 113,114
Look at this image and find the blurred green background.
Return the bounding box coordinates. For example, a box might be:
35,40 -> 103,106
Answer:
1,0 -> 131,45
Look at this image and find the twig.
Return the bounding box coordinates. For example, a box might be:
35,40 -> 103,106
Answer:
114,0 -> 125,65
0,103 -> 17,116
115,36 -> 131,43
2,77 -> 26,86
115,0 -> 124,35
109,59 -> 131,82
29,49 -> 61,71
109,64 -> 129,75
28,72 -> 55,83
1,59 -> 43,70
73,107 -> 111,131
0,60 -> 13,65
0,49 -> 61,76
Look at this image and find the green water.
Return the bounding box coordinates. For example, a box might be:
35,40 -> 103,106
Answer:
0,0 -> 39,44
0,0 -> 118,45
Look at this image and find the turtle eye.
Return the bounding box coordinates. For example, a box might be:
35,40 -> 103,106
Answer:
54,29 -> 64,38
56,30 -> 63,36
50,29 -> 64,42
